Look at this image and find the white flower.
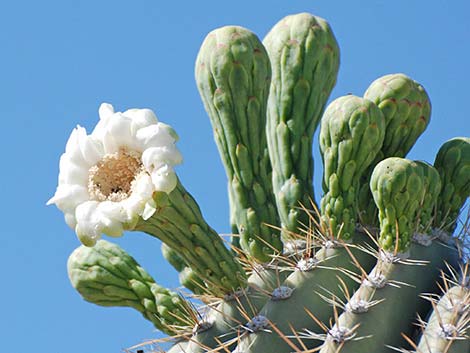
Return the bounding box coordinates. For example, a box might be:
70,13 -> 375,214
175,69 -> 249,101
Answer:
48,103 -> 182,246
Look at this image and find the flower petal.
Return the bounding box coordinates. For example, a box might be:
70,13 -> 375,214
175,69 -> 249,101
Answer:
141,145 -> 182,172
99,103 -> 115,120
151,165 -> 177,193
75,201 -> 102,246
64,212 -> 77,229
106,113 -> 136,150
128,108 -> 158,135
136,123 -> 176,149
58,154 -> 88,186
142,200 -> 157,220
47,184 -> 89,212
65,127 -> 90,168
77,130 -> 104,166
98,201 -> 128,224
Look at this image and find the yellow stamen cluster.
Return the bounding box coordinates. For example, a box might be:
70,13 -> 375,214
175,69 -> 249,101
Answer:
88,148 -> 144,202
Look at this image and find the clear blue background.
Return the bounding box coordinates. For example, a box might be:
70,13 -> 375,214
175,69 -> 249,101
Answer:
1,1 -> 469,352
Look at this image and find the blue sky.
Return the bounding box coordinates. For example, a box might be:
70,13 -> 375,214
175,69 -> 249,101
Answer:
1,1 -> 469,352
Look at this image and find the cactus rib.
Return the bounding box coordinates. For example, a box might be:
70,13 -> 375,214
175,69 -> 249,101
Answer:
136,179 -> 247,296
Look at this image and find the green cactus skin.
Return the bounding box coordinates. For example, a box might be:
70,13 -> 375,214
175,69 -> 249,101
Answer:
358,74 -> 431,226
195,25 -> 282,263
178,266 -> 205,295
319,95 -> 385,239
186,267 -> 291,353
415,161 -> 442,234
264,12 -> 340,235
318,241 -> 460,353
433,137 -> 470,233
186,293 -> 265,353
370,158 -> 425,253
416,285 -> 470,353
161,242 -> 186,272
365,74 -> 431,161
228,188 -> 242,250
135,179 -> 247,297
161,242 -> 206,294
67,240 -> 194,336
318,159 -> 456,352
235,234 -> 376,353
54,12 -> 470,353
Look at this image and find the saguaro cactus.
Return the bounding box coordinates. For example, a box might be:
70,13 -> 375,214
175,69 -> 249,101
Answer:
48,11 -> 470,353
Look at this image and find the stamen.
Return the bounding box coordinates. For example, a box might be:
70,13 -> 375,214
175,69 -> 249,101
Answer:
88,148 -> 144,202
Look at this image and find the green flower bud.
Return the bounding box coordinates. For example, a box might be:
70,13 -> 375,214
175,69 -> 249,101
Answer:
264,12 -> 340,234
370,158 -> 425,252
67,240 -> 193,335
195,25 -> 282,262
319,95 -> 385,239
415,161 -> 441,233
358,74 -> 431,225
433,137 -> 470,232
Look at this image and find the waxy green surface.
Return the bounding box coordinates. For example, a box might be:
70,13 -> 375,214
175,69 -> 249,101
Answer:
68,240 -> 193,335
264,13 -> 340,235
370,157 -> 425,252
358,73 -> 431,225
415,161 -> 441,233
136,180 -> 247,296
195,25 -> 282,262
434,137 -> 470,232
319,95 -> 385,239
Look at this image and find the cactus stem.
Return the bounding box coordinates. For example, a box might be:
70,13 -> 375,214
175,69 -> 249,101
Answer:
184,268 -> 287,352
233,233 -> 376,353
317,239 -> 460,353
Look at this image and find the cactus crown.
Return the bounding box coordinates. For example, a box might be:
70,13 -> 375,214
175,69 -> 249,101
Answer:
48,11 -> 470,353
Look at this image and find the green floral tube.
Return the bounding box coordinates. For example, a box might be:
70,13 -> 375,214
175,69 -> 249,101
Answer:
68,240 -> 195,335
358,74 -> 431,225
136,179 -> 247,297
433,137 -> 470,233
415,161 -> 441,233
319,95 -> 385,239
370,157 -> 425,252
195,25 -> 282,262
264,12 -> 340,235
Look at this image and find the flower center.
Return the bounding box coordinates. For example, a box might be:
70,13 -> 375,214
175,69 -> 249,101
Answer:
88,148 -> 144,202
